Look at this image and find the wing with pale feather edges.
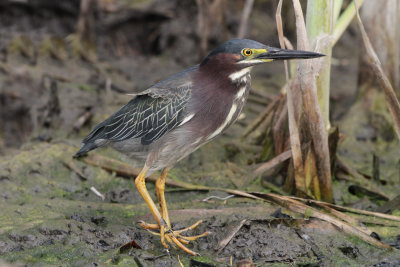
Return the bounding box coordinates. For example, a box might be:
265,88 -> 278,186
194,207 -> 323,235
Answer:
74,66 -> 197,157
74,83 -> 193,157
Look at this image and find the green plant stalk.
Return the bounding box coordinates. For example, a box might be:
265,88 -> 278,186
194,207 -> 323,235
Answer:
334,0 -> 343,21
306,0 -> 333,129
333,0 -> 365,46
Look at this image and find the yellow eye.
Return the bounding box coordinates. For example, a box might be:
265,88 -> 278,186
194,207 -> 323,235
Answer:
242,49 -> 252,57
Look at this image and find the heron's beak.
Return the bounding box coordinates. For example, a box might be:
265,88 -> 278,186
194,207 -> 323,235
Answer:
256,47 -> 325,60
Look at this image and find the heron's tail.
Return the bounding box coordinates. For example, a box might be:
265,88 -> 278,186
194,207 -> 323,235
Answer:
73,142 -> 98,158
73,123 -> 108,158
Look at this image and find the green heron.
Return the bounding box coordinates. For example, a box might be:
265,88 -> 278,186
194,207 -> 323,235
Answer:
75,39 -> 323,255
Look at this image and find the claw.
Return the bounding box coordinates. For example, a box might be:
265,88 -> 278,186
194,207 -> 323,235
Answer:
139,219 -> 209,255
138,221 -> 160,230
134,167 -> 208,255
165,234 -> 176,248
177,237 -> 190,245
178,231 -> 210,241
175,220 -> 203,234
169,234 -> 199,256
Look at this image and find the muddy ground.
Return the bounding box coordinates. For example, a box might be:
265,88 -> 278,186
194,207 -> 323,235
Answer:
1,0 -> 400,266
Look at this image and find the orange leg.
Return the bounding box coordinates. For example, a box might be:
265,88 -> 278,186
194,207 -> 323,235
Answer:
135,165 -> 170,248
134,165 -> 164,226
135,166 -> 209,255
155,167 -> 171,228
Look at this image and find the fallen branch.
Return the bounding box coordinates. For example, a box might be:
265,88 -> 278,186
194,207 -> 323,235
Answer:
336,156 -> 390,200
288,196 -> 400,222
81,154 -> 260,199
312,202 -> 372,236
253,150 -> 292,176
261,179 -> 288,196
336,173 -> 389,201
78,154 -> 398,250
63,160 -> 87,180
217,219 -> 247,253
260,193 -> 391,249
249,88 -> 275,101
241,95 -> 280,139
73,110 -> 92,132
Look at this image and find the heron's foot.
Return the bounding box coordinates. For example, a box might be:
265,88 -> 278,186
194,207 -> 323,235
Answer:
138,220 -> 209,256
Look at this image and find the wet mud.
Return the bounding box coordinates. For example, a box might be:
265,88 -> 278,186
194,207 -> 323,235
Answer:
1,0 -> 400,266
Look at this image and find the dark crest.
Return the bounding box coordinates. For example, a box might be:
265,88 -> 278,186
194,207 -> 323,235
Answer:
201,39 -> 267,66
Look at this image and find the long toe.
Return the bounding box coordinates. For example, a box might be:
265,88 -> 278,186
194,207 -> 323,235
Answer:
174,220 -> 203,234
177,231 -> 210,242
140,220 -> 208,255
164,222 -> 209,255
138,220 -> 160,230
167,233 -> 199,256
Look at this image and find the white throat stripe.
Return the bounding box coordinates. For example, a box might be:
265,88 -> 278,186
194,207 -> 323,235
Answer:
228,67 -> 252,81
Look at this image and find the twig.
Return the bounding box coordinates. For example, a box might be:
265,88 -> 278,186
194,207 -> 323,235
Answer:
253,150 -> 292,176
90,186 -> 105,200
237,0 -> 254,38
312,202 -> 372,236
350,214 -> 400,227
295,229 -> 326,262
241,95 -> 280,139
247,94 -> 270,106
353,0 -> 400,142
217,219 -> 247,253
63,160 -> 87,180
336,173 -> 389,200
288,196 -> 400,222
73,110 -> 92,132
336,156 -> 366,180
376,195 -> 400,214
82,154 -> 159,182
272,96 -> 288,154
261,193 -> 392,249
336,156 -> 389,200
249,88 -> 275,101
202,195 -> 234,202
260,179 -> 288,195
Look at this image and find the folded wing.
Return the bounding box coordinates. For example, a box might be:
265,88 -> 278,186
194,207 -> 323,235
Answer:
74,86 -> 191,157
